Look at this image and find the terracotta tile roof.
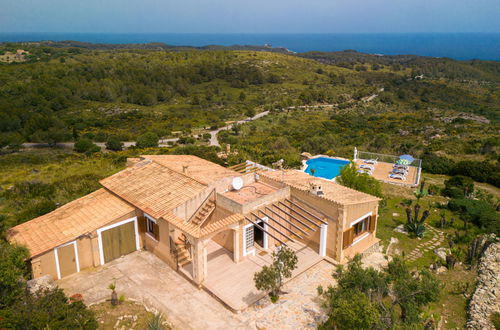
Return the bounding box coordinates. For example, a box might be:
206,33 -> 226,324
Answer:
262,170 -> 380,205
100,160 -> 207,219
142,155 -> 241,185
7,189 -> 135,258
164,212 -> 243,238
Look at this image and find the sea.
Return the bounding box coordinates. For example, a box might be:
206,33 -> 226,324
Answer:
1,33 -> 499,61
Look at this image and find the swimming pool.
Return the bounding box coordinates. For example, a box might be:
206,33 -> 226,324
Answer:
305,157 -> 350,180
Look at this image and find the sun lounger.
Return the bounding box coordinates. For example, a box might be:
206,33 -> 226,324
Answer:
363,159 -> 378,165
357,169 -> 373,175
359,164 -> 374,170
389,173 -> 406,180
391,169 -> 408,175
394,165 -> 409,170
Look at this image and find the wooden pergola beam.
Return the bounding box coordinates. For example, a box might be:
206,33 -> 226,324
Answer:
267,205 -> 316,232
229,162 -> 248,170
244,217 -> 288,247
252,211 -> 303,240
285,198 -> 328,225
278,201 -> 322,227
261,208 -> 309,236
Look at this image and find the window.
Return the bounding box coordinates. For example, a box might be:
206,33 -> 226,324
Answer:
353,217 -> 369,236
244,224 -> 254,255
145,215 -> 159,241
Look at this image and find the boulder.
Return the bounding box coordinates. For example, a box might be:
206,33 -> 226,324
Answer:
434,247 -> 450,261
26,274 -> 55,294
393,224 -> 408,235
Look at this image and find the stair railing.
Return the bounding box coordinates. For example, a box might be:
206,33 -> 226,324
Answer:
186,188 -> 216,224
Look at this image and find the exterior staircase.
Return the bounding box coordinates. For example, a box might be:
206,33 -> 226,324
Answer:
175,234 -> 192,266
190,199 -> 215,226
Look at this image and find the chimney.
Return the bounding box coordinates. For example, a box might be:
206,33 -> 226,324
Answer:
182,165 -> 189,175
309,182 -> 324,196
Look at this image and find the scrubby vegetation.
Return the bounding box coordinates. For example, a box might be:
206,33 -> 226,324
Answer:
0,42 -> 498,328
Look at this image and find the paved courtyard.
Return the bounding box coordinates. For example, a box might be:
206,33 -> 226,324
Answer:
58,251 -> 338,329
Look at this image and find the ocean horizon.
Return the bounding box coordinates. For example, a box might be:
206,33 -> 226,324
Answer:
1,32 -> 499,61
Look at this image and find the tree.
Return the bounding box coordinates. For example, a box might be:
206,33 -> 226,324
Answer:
0,241 -> 30,309
387,257 -> 440,324
254,246 -> 298,301
239,91 -> 246,101
443,175 -> 474,199
74,138 -> 100,154
0,288 -> 98,329
319,290 -> 381,330
337,162 -> 383,198
136,131 -> 159,148
319,255 -> 440,328
105,135 -> 124,151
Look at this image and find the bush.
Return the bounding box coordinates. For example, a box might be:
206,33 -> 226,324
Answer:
136,132 -> 159,148
74,138 -> 100,154
443,175 -> 474,198
0,288 -> 98,329
4,180 -> 55,200
451,160 -> 499,187
105,135 -> 124,151
448,198 -> 500,235
337,162 -> 383,198
420,152 -> 455,174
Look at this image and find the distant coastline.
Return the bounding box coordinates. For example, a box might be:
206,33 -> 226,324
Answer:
1,32 -> 499,60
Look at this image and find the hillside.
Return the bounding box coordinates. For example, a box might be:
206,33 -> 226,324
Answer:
0,43 -> 498,170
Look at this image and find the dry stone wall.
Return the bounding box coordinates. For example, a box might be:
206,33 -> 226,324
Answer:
467,242 -> 500,330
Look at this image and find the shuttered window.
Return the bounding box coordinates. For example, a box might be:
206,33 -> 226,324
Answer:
343,228 -> 354,249
145,215 -> 160,241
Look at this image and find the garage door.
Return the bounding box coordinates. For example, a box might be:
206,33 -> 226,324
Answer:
101,221 -> 137,263
56,242 -> 78,278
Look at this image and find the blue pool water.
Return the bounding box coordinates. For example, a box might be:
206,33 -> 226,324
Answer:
305,157 -> 350,180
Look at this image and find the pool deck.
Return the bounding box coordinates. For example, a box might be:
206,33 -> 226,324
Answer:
301,155 -> 419,187
355,159 -> 419,186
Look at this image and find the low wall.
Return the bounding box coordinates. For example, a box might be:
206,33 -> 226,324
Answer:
467,242 -> 500,330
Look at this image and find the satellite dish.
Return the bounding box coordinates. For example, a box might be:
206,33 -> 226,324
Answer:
232,177 -> 243,190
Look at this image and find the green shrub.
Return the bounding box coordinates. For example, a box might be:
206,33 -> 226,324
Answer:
105,135 -> 124,151
448,198 -> 500,235
74,138 -> 100,154
4,181 -> 55,200
421,152 -> 455,174
136,132 -> 159,148
0,288 -> 98,329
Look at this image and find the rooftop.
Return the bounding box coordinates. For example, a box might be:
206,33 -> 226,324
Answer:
100,160 -> 207,219
142,155 -> 241,185
222,181 -> 279,204
7,189 -> 135,257
262,170 -> 380,205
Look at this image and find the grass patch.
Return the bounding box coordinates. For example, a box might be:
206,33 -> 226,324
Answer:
90,300 -> 170,329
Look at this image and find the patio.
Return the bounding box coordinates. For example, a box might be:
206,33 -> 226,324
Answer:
355,159 -> 419,185
182,240 -> 323,311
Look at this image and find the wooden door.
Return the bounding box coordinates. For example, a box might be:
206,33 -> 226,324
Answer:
101,221 -> 136,263
58,243 -> 77,278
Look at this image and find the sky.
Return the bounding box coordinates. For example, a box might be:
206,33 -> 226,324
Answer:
1,0 -> 500,34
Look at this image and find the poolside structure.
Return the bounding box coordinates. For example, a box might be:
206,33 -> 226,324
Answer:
355,150 -> 422,187
8,155 -> 380,311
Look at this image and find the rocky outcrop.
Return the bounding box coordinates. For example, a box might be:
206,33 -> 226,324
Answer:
467,242 -> 500,330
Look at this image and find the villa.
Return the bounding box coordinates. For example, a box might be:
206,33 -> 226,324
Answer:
8,155 -> 380,310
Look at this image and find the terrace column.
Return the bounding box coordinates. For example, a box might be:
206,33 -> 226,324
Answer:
192,238 -> 207,286
233,227 -> 240,263
319,223 -> 328,257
